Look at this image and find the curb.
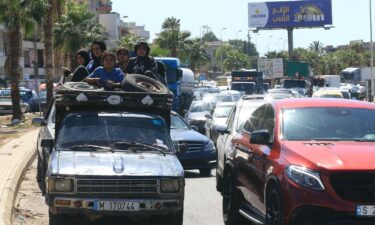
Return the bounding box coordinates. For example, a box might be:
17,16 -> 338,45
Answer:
0,129 -> 38,225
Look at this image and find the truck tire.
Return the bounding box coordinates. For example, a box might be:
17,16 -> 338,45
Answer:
61,82 -> 102,91
122,74 -> 169,94
164,208 -> 183,225
49,211 -> 66,225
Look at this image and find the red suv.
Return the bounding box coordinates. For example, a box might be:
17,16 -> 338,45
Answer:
221,99 -> 375,225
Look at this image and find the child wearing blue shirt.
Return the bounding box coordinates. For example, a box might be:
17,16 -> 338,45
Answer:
86,51 -> 125,90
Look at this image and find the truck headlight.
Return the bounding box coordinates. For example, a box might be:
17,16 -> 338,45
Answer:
204,140 -> 215,150
286,165 -> 325,191
48,177 -> 74,193
160,179 -> 180,193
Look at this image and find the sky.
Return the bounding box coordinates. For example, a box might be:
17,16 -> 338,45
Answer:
111,0 -> 373,56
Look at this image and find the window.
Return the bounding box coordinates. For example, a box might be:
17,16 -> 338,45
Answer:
262,105 -> 275,142
242,105 -> 267,133
226,106 -> 236,132
24,50 -> 30,68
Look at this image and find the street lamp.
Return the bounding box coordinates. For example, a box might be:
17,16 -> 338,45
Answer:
200,25 -> 208,39
220,27 -> 227,74
237,30 -> 242,40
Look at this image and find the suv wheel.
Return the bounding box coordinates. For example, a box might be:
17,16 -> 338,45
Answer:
49,211 -> 66,225
164,208 -> 183,225
122,74 -> 169,94
199,168 -> 211,177
266,187 -> 284,225
222,172 -> 247,225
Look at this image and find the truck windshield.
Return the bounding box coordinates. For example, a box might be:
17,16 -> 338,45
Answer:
57,113 -> 172,151
231,83 -> 255,95
283,107 -> 375,141
283,80 -> 307,89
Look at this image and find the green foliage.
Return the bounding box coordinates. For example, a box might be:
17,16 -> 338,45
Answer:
178,38 -> 210,72
223,50 -> 251,71
155,17 -> 191,57
202,31 -> 218,42
53,2 -> 103,55
150,45 -> 169,57
117,34 -> 140,51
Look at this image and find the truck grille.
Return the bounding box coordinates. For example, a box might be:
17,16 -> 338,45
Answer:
76,178 -> 158,197
330,173 -> 375,203
179,141 -> 204,152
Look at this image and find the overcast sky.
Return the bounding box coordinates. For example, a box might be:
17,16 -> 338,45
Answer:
112,0 -> 373,56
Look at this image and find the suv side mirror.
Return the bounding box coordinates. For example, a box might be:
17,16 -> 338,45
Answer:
41,138 -> 54,149
32,117 -> 46,126
215,124 -> 229,135
191,125 -> 198,131
250,130 -> 271,145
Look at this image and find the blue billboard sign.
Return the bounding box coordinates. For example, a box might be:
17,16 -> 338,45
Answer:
248,0 -> 332,29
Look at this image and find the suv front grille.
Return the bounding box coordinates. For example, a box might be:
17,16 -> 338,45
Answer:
330,173 -> 375,203
179,141 -> 204,152
76,178 -> 158,197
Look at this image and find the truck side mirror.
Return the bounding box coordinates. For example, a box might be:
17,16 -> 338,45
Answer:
41,138 -> 54,149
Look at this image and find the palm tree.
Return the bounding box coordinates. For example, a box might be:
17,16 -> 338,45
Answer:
54,2 -> 103,68
156,17 -> 191,57
0,0 -> 47,121
179,38 -> 210,73
309,41 -> 324,55
223,50 -> 250,71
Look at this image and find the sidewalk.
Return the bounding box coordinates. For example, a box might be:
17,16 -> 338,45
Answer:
0,129 -> 39,225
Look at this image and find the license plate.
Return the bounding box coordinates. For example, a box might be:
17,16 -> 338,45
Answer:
93,201 -> 140,211
356,205 -> 375,216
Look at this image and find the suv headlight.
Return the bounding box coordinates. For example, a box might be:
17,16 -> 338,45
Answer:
160,179 -> 180,193
48,177 -> 74,193
286,165 -> 325,191
204,140 -> 215,150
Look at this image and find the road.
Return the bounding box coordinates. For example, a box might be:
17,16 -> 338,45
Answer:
12,159 -> 225,225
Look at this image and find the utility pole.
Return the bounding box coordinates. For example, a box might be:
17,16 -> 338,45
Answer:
220,27 -> 226,74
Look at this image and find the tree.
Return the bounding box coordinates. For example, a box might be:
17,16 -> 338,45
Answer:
309,41 -> 324,55
223,50 -> 250,71
149,44 -> 169,57
155,17 -> 191,57
117,34 -> 140,51
54,2 -> 103,68
179,38 -> 210,72
0,0 -> 48,121
202,31 -> 218,42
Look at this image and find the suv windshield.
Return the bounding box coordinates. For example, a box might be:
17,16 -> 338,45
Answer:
57,112 -> 172,151
283,107 -> 375,141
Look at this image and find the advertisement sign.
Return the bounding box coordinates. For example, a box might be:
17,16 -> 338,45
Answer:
248,0 -> 332,29
258,58 -> 284,79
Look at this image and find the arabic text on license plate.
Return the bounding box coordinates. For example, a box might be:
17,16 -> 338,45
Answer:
356,205 -> 375,216
94,201 -> 140,211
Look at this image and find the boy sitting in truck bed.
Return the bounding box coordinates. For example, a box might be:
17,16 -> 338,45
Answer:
86,51 -> 125,90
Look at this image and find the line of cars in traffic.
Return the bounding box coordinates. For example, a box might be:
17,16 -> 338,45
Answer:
185,83 -> 375,225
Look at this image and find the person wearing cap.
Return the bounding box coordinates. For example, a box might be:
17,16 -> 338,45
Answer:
126,42 -> 158,77
87,41 -> 107,74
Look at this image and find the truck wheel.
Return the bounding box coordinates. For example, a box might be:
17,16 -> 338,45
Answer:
36,153 -> 42,182
164,208 -> 183,225
122,74 -> 169,94
49,211 -> 66,225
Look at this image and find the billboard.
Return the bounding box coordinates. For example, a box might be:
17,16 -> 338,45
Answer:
258,58 -> 284,79
248,0 -> 332,29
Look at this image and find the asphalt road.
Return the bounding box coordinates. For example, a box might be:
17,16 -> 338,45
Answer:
12,159 -> 226,225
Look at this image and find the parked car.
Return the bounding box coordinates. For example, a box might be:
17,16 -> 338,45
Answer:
221,98 -> 375,225
0,88 -> 39,112
0,96 -> 29,115
32,80 -> 184,225
171,111 -> 216,176
204,102 -> 235,145
184,100 -> 215,134
215,98 -> 264,193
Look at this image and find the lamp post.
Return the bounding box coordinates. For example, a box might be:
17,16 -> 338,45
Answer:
200,25 -> 208,39
220,27 -> 227,74
237,30 -> 242,40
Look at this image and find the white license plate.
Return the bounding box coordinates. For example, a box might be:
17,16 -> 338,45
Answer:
356,205 -> 375,216
93,201 -> 140,211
